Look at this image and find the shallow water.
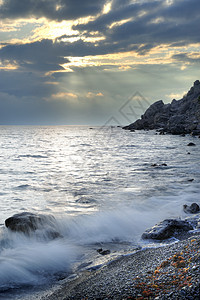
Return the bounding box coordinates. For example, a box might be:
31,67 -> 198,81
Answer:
0,126 -> 199,298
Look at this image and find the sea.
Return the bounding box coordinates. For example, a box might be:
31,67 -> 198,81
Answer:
0,125 -> 199,299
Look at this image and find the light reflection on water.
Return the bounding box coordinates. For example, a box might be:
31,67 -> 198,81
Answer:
0,125 -> 199,220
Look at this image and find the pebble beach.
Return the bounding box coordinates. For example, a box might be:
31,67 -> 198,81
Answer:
44,233 -> 200,300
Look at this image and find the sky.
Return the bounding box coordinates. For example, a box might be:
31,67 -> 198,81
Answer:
0,0 -> 200,125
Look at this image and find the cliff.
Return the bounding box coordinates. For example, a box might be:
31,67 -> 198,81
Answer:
123,80 -> 200,135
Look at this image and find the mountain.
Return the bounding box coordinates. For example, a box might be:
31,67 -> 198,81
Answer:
123,80 -> 200,135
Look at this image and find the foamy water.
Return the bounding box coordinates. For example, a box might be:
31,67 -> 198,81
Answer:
0,126 -> 199,298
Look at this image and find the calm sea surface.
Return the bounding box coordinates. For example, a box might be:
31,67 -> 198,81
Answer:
0,126 -> 199,298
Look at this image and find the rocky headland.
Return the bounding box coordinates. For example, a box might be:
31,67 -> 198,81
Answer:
123,80 -> 200,135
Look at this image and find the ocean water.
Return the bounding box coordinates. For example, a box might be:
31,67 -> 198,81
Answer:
0,126 -> 199,299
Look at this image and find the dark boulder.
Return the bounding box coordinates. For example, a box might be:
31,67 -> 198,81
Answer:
183,203 -> 200,214
5,212 -> 61,239
142,219 -> 193,240
187,142 -> 196,146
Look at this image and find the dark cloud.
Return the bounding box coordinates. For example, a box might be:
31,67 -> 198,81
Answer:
0,38 -> 138,73
74,1 -> 160,32
172,53 -> 200,64
1,0 -> 200,74
162,0 -> 200,20
0,39 -> 71,72
0,0 -> 106,20
74,0 -> 200,47
0,39 -> 155,76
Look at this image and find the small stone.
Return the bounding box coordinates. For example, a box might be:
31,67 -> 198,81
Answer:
187,142 -> 196,146
97,248 -> 111,255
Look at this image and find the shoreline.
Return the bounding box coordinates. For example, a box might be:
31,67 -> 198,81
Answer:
43,232 -> 200,300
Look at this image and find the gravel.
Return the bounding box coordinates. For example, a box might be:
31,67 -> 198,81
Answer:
43,234 -> 200,300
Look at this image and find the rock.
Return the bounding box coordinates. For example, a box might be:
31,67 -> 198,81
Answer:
142,219 -> 193,240
97,248 -> 111,255
159,131 -> 165,135
123,80 -> 200,135
151,163 -> 167,167
5,212 -> 61,239
187,142 -> 196,146
191,130 -> 200,136
151,163 -> 158,167
183,203 -> 200,214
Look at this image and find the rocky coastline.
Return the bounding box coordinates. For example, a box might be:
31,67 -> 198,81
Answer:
42,207 -> 200,300
123,80 -> 200,136
4,208 -> 199,299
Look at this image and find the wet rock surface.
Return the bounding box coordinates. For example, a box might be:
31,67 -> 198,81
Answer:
123,80 -> 200,135
5,212 -> 61,239
141,219 -> 193,240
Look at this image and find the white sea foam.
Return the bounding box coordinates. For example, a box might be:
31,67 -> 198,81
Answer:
0,229 -> 78,290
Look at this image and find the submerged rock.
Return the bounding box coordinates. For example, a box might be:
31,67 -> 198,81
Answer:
5,212 -> 61,239
183,203 -> 200,214
123,80 -> 200,135
151,163 -> 167,167
187,142 -> 196,146
142,219 -> 193,240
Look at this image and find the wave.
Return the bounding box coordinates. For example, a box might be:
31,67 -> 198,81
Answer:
0,207 -> 159,290
18,155 -> 48,159
15,184 -> 31,190
0,187 -> 199,291
0,229 -> 78,291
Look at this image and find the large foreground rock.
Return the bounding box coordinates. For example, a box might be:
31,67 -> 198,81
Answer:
123,80 -> 200,135
5,212 -> 61,239
142,219 -> 193,240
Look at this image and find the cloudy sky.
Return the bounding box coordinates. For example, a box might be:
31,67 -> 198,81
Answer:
0,0 -> 200,125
